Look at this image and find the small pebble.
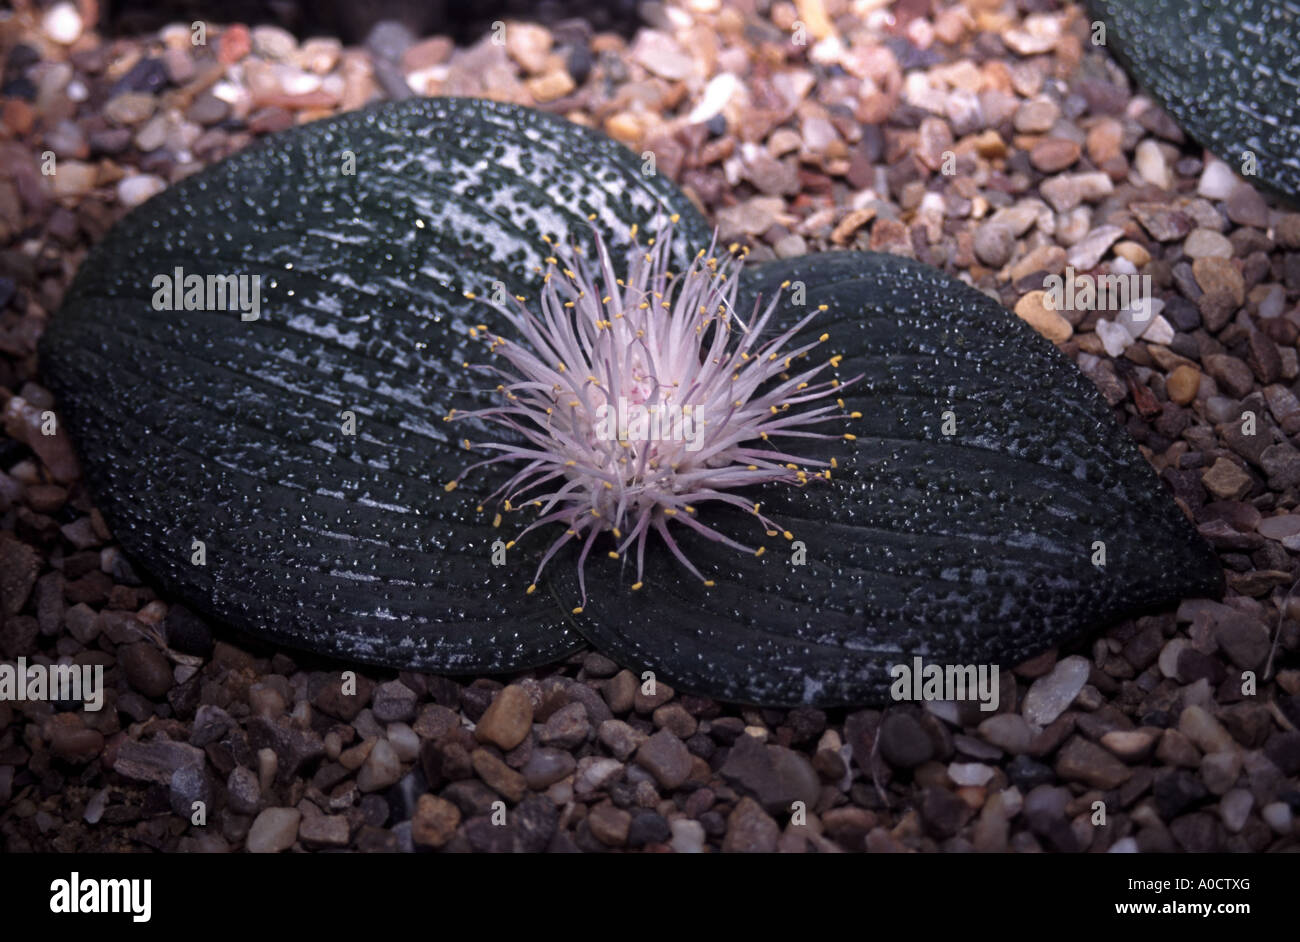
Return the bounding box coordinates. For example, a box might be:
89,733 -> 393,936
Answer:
1022,656 -> 1089,726
246,807 -> 300,853
42,3 -> 82,45
116,174 -> 167,209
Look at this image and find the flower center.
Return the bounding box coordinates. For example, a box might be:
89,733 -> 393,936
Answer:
445,222 -> 859,608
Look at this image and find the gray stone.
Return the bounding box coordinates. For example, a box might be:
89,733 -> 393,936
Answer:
539,701 -> 591,749
246,807 -> 300,853
1022,655 -> 1089,725
722,796 -> 779,852
635,730 -> 692,789
112,739 -> 205,785
719,733 -> 820,814
357,737 -> 402,792
226,766 -> 261,815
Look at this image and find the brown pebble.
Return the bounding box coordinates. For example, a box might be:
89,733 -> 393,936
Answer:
604,112 -> 642,146
1204,353 -> 1256,398
916,117 -> 954,171
1276,214 -> 1300,250
1201,457 -> 1253,501
830,208 -> 875,245
1166,365 -> 1201,405
1112,240 -> 1150,267
219,24 -> 251,64
1007,245 -> 1067,282
48,720 -> 104,763
475,685 -> 533,750
603,670 -> 637,714
412,793 -> 460,848
120,641 -> 174,699
1029,138 -> 1080,173
1085,118 -> 1123,164
588,801 -> 631,847
1014,96 -> 1060,134
1192,257 -> 1244,306
471,748 -> 527,802
1014,291 -> 1073,343
403,36 -> 454,72
24,483 -> 67,513
527,69 -> 575,103
970,129 -> 1006,158
1246,330 -> 1282,384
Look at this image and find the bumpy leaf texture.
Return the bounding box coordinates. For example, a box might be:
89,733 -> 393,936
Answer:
1088,0 -> 1300,200
42,98 -> 1222,706
40,97 -> 710,674
569,253 -> 1223,705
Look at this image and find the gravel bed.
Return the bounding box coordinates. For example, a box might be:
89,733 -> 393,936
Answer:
0,0 -> 1297,852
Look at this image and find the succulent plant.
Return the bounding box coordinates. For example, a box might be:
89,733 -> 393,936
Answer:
40,97 -> 1223,707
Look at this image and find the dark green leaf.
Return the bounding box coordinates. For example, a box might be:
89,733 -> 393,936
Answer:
1088,0 -> 1300,199
40,97 -> 711,673
566,252 -> 1223,705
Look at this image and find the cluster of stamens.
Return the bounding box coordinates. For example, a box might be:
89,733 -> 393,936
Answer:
444,218 -> 859,610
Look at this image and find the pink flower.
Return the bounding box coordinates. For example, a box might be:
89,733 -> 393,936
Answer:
447,223 -> 858,608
